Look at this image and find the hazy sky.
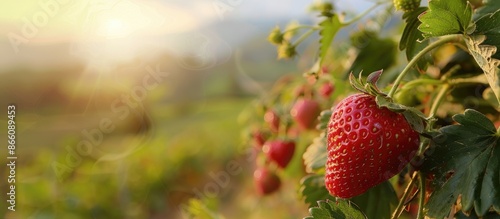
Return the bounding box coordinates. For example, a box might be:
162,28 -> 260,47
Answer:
0,0 -> 375,67
0,0 -> 373,37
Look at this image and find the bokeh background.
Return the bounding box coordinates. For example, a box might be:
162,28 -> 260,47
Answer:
0,0 -> 374,218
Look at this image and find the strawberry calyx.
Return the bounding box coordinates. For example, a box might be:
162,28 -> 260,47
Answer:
349,70 -> 428,133
348,70 -> 385,97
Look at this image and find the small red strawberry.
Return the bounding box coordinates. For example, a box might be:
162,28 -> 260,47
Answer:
264,110 -> 280,132
263,140 -> 295,169
252,129 -> 268,148
319,82 -> 335,98
290,98 -> 321,130
325,93 -> 419,198
254,167 -> 281,195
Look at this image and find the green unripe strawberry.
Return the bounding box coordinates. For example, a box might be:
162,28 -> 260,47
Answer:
278,42 -> 297,59
268,27 -> 284,45
394,0 -> 420,12
310,2 -> 334,16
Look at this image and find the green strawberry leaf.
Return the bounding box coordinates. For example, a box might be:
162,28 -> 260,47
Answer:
299,175 -> 397,219
400,7 -> 431,70
304,199 -> 367,219
350,181 -> 398,219
318,15 -> 342,67
420,109 -> 500,218
473,8 -> 500,59
303,133 -> 327,174
455,210 -> 500,219
346,37 -> 397,79
465,35 -> 500,104
400,7 -> 427,51
299,174 -> 332,208
418,0 -> 473,38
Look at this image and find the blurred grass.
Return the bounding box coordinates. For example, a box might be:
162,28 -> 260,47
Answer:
0,95 -> 256,218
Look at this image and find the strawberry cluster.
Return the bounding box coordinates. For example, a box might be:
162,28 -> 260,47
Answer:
248,70 -> 335,196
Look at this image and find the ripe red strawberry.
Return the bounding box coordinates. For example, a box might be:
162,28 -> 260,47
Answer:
254,167 -> 281,195
319,82 -> 335,98
263,140 -> 295,169
290,98 -> 321,130
264,110 -> 280,132
325,93 -> 419,198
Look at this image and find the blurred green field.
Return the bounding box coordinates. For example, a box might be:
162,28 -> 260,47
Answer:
0,48 -> 310,218
0,100 -> 243,218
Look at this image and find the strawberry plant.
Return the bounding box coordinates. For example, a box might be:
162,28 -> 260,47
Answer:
239,0 -> 500,218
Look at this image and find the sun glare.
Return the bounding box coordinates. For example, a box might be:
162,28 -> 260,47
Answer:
101,18 -> 128,39
0,0 -> 207,68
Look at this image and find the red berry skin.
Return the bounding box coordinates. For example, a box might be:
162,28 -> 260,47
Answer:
254,168 -> 281,195
321,66 -> 329,75
319,82 -> 335,98
252,130 -> 267,148
264,110 -> 280,132
263,140 -> 295,169
325,93 -> 419,199
290,99 -> 321,130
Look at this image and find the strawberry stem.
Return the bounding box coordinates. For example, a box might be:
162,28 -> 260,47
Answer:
341,1 -> 388,26
416,172 -> 426,219
387,35 -> 460,99
283,25 -> 320,33
399,78 -> 443,91
448,74 -> 489,86
428,84 -> 450,119
391,172 -> 417,219
292,29 -> 315,47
